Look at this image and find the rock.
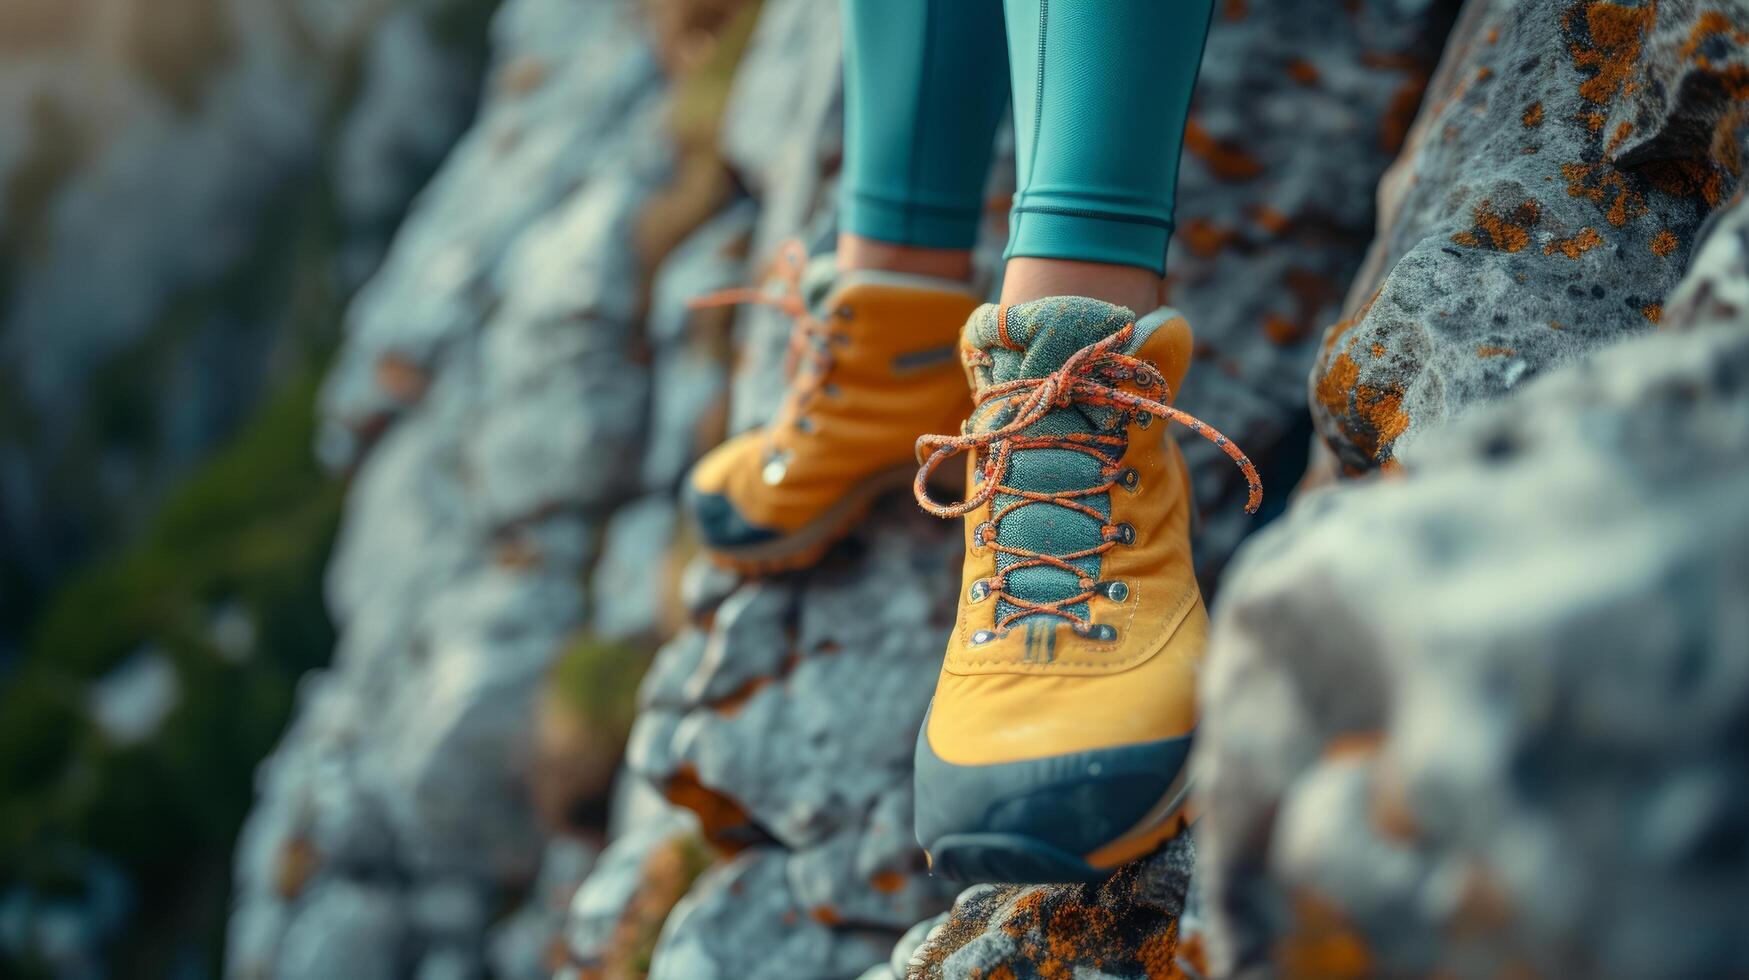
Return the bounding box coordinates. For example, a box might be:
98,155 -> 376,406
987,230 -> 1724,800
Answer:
590,496 -> 683,642
274,879 -> 407,980
1196,195 -> 1749,976
1162,0 -> 1463,582
83,646 -> 180,746
0,0 -> 490,618
316,0 -> 663,454
229,0 -> 676,972
648,846 -> 895,980
623,498 -> 965,964
1309,0 -> 1749,474
909,835 -> 1198,980
484,838 -> 600,980
562,801 -> 705,975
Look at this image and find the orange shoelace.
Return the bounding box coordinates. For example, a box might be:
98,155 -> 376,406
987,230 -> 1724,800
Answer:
913,315 -> 1262,633
687,240 -> 838,425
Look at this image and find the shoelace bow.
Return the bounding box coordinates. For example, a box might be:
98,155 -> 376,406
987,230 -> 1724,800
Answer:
913,318 -> 1262,633
688,240 -> 837,425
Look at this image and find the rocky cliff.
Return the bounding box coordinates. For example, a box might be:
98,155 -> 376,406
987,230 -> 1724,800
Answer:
223,0 -> 1749,978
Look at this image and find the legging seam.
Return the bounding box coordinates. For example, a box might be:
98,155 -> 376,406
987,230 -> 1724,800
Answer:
1009,204 -> 1176,231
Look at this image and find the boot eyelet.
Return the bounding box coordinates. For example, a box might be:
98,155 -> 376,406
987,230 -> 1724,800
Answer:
972,521 -> 995,550
821,382 -> 841,398
971,629 -> 998,645
1108,523 -> 1135,545
835,305 -> 854,320
1101,581 -> 1130,602
794,416 -> 814,433
1135,411 -> 1153,429
968,580 -> 991,603
1117,468 -> 1140,492
1075,623 -> 1118,642
761,454 -> 790,486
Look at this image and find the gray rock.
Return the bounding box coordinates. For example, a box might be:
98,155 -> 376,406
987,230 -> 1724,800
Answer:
1309,0 -> 1747,474
231,0 -> 673,972
564,802 -> 697,967
649,847 -> 894,980
909,835 -> 1198,980
274,880 -> 406,980
1197,213 -> 1749,975
0,0 -> 488,605
1162,0 -> 1462,583
485,839 -> 598,980
590,495 -> 681,642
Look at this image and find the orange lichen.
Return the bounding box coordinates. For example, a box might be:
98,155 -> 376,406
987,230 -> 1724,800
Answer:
810,905 -> 842,926
1264,314 -> 1302,346
1380,68 -> 1433,152
1681,11 -> 1749,64
1543,226 -> 1603,258
1184,119 -> 1264,180
1286,58 -> 1321,85
1370,343 -> 1387,358
1522,101 -> 1544,127
1251,204 -> 1291,233
1136,923 -> 1187,980
1487,25 -> 1501,43
1371,765 -> 1417,842
664,764 -> 756,854
1318,286 -> 1382,362
1260,268 -> 1343,348
1324,730 -> 1385,760
1222,0 -> 1248,20
1179,216 -> 1240,257
1278,893 -> 1373,980
1650,228 -> 1680,255
1451,198 -> 1542,252
375,352 -> 430,401
1449,864 -> 1516,936
1560,161 -> 1647,226
274,836 -> 320,900
869,870 -> 906,894
1643,302 -> 1663,322
1640,155 -> 1730,208
1577,110 -> 1606,132
1566,2 -> 1653,105
1476,345 -> 1518,357
1605,119 -> 1635,154
708,675 -> 771,718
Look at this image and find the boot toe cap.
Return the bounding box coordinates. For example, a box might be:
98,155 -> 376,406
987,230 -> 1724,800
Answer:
913,711 -> 1192,883
683,480 -> 781,550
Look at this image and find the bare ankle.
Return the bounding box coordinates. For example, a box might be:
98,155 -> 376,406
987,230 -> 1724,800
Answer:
838,233 -> 974,282
999,257 -> 1163,313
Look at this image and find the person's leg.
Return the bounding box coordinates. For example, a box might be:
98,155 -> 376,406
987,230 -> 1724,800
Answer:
686,0 -> 1010,572
914,0 -> 1246,886
999,0 -> 1215,309
837,0 -> 1010,282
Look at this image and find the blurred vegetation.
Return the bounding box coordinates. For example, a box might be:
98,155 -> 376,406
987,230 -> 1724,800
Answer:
0,367 -> 342,978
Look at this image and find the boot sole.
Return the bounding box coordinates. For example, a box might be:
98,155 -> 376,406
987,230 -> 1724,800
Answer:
926,770 -> 1196,884
705,463 -> 919,575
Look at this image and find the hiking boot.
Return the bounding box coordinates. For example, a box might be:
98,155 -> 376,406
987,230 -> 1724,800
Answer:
685,244 -> 982,573
910,297 -> 1260,884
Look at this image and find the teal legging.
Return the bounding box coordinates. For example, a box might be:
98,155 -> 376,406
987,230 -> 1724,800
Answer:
840,0 -> 1215,277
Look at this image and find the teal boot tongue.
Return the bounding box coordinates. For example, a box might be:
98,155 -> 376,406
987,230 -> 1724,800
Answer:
965,297 -> 1138,383
965,298 -> 1137,643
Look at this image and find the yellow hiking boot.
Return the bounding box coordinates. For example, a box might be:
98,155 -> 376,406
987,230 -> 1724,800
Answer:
910,297 -> 1260,883
685,245 -> 982,573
